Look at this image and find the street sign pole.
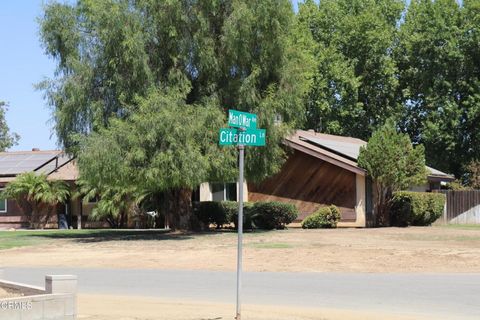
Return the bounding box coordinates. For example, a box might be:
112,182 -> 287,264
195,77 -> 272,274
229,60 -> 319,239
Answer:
220,109 -> 265,320
236,141 -> 245,320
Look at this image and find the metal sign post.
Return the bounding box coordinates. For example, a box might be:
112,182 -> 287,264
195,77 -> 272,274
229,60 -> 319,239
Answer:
236,142 -> 244,320
218,109 -> 265,320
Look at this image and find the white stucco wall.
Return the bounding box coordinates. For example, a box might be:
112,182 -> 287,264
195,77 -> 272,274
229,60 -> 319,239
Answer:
199,182 -> 247,202
199,183 -> 212,201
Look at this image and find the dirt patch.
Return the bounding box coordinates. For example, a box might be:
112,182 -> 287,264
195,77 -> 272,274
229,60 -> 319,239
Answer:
0,287 -> 23,299
76,294 -> 438,320
2,227 -> 480,273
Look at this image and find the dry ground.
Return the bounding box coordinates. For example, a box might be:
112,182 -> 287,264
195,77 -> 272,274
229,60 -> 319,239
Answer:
2,226 -> 480,319
1,226 -> 480,273
0,287 -> 22,299
76,294 -> 436,320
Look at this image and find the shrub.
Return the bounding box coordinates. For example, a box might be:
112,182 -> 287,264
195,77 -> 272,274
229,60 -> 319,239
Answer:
301,205 -> 341,229
390,191 -> 445,227
195,201 -> 227,229
229,202 -> 254,230
220,201 -> 240,223
250,202 -> 298,230
195,201 -> 253,229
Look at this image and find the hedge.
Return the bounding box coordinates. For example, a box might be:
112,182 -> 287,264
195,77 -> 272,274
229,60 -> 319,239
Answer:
195,201 -> 227,229
390,191 -> 445,226
249,201 -> 298,230
301,205 -> 341,229
229,202 -> 254,230
195,201 -> 298,230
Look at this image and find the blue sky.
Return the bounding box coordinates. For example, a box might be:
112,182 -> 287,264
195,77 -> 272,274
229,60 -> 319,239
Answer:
0,1 -> 57,151
0,0 -> 424,152
0,0 -> 302,152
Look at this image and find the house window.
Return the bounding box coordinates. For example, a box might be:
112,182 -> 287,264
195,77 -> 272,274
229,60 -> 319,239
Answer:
0,189 -> 7,213
211,183 -> 237,202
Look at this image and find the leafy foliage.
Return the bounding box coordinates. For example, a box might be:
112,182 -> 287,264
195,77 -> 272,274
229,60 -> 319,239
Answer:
297,0 -> 404,139
301,205 -> 341,229
2,172 -> 70,229
195,201 -> 230,229
465,160 -> 480,189
358,120 -> 427,226
390,191 -> 446,227
39,0 -> 311,230
229,202 -> 255,230
75,178 -> 135,228
249,201 -> 298,230
0,101 -> 19,151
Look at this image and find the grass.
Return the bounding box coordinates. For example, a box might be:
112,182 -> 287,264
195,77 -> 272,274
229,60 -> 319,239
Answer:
0,229 -> 173,250
248,242 -> 294,249
441,224 -> 480,230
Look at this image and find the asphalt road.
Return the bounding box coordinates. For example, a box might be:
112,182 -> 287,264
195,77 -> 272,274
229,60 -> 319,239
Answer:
2,267 -> 480,319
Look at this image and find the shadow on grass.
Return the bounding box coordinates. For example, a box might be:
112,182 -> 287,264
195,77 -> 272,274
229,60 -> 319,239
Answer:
6,229 -> 195,243
1,228 -> 280,246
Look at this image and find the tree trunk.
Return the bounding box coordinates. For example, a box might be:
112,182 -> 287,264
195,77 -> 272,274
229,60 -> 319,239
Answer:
166,188 -> 193,231
375,183 -> 392,227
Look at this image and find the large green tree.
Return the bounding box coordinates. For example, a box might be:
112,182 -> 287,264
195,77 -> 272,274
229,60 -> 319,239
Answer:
297,0 -> 404,139
39,0 -> 312,229
395,0 -> 465,176
395,0 -> 480,177
0,101 -> 19,151
358,120 -> 427,226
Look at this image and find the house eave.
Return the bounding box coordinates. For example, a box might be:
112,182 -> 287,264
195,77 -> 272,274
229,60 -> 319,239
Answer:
284,138 -> 366,176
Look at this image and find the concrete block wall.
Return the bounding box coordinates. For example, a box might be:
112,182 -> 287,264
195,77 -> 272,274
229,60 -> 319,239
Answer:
0,269 -> 77,320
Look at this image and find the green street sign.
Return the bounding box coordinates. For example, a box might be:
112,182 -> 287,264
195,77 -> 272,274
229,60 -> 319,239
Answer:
219,128 -> 266,146
228,109 -> 257,129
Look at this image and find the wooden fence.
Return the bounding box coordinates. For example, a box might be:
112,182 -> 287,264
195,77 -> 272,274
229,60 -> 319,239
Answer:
435,190 -> 480,224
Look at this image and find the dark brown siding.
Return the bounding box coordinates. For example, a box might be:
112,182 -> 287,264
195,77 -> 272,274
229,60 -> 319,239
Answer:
0,198 -> 62,229
0,199 -> 29,228
249,150 -> 356,221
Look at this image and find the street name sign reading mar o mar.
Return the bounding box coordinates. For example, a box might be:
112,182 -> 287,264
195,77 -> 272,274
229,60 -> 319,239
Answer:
219,128 -> 266,146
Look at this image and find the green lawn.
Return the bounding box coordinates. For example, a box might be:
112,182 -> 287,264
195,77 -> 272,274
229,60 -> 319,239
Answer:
249,242 -> 294,249
0,229 -> 171,250
441,224 -> 480,230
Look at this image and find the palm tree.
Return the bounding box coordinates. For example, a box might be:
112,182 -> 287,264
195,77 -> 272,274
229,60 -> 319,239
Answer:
39,179 -> 70,227
75,178 -> 136,228
2,172 -> 70,228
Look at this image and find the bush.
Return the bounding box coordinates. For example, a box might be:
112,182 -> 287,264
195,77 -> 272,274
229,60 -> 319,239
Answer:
195,201 -> 298,230
249,202 -> 298,230
390,191 -> 445,227
229,202 -> 254,230
301,205 -> 341,229
195,201 -> 227,229
220,201 -> 239,223
195,201 -> 252,229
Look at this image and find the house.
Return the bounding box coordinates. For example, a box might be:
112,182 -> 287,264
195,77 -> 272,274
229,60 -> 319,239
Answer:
199,130 -> 454,227
1,130 -> 455,229
0,149 -> 95,229
249,130 -> 455,227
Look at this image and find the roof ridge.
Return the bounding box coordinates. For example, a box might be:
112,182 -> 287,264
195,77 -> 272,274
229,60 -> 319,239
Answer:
0,150 -> 62,155
297,130 -> 367,144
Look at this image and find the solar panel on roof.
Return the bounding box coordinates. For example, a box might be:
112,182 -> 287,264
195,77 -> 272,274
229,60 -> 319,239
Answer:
0,151 -> 61,175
